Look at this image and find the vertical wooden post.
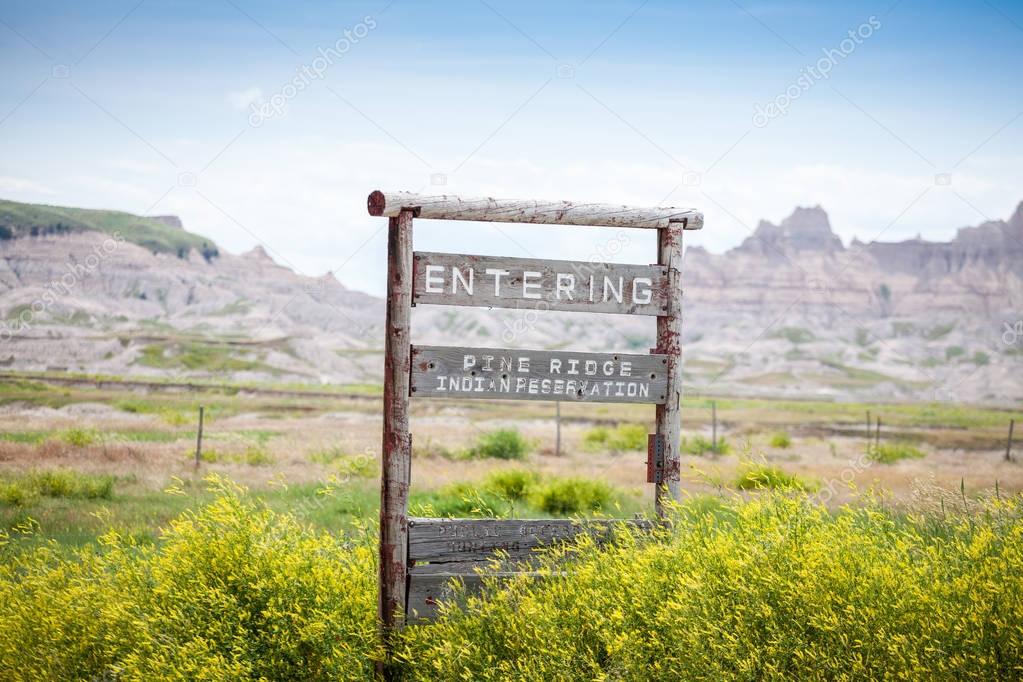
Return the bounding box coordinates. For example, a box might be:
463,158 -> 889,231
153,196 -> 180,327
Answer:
1007,419 -> 1016,462
555,401 -> 562,457
866,410 -> 871,446
875,416 -> 881,450
379,209 -> 414,671
655,220 -> 684,517
194,405 -> 204,469
711,400 -> 717,453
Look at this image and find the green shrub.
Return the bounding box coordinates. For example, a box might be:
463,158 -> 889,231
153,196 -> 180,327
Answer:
242,446 -> 275,466
582,426 -> 611,451
768,431 -> 791,449
113,397 -> 152,414
483,469 -> 538,502
868,442 -> 925,464
466,429 -> 530,460
411,483 -> 508,518
735,464 -> 815,492
607,424 -> 647,451
681,435 -> 730,456
584,424 -> 648,452
59,427 -> 100,447
158,407 -> 189,426
0,481 -> 35,507
0,477 -> 379,679
399,494 -> 1023,680
531,477 -> 614,515
2,470 -> 115,501
193,447 -> 222,463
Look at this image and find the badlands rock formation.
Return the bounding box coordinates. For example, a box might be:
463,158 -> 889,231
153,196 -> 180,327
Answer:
0,198 -> 1020,404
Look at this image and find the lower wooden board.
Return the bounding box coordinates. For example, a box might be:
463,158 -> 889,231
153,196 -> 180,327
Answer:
406,517 -> 652,621
410,345 -> 668,404
408,517 -> 652,564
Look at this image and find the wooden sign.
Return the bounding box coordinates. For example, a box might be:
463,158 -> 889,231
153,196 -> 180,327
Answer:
368,189 -> 702,643
408,517 -> 652,565
412,252 -> 669,316
411,345 -> 668,404
406,517 -> 652,620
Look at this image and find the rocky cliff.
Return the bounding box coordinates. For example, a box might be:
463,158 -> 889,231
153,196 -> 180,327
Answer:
1,198 -> 1020,404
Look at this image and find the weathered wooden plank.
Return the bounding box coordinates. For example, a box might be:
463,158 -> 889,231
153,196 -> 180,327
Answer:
410,345 -> 668,404
406,517 -> 651,621
655,223 -> 684,517
379,210 -> 413,636
412,252 -> 668,316
407,572 -> 483,622
368,190 -> 704,230
408,517 -> 652,564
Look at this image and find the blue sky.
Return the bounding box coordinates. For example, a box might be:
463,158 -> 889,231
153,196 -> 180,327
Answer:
1,0 -> 1021,295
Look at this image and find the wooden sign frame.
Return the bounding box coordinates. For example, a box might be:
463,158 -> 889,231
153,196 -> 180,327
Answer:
368,189 -> 702,663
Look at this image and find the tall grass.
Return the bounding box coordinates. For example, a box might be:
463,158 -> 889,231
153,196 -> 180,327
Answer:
0,477 -> 378,680
734,464 -> 816,492
59,427 -> 100,447
583,423 -> 647,452
0,470 -> 114,507
1,482 -> 1020,679
869,442 -> 926,463
400,493 -> 1023,680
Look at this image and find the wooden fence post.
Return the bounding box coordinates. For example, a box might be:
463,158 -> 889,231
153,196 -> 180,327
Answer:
655,220 -> 684,517
194,405 -> 204,469
875,416 -> 881,451
379,209 -> 414,674
1007,419 -> 1016,463
555,401 -> 561,457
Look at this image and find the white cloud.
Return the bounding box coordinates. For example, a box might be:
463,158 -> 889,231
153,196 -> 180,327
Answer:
0,176 -> 57,197
109,133 -> 1021,298
105,158 -> 164,174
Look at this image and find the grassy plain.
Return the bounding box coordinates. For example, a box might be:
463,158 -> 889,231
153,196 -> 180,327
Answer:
0,372 -> 1021,679
0,372 -> 1020,551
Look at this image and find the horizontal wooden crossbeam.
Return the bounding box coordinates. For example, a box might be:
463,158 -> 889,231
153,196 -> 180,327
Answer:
367,190 -> 703,230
